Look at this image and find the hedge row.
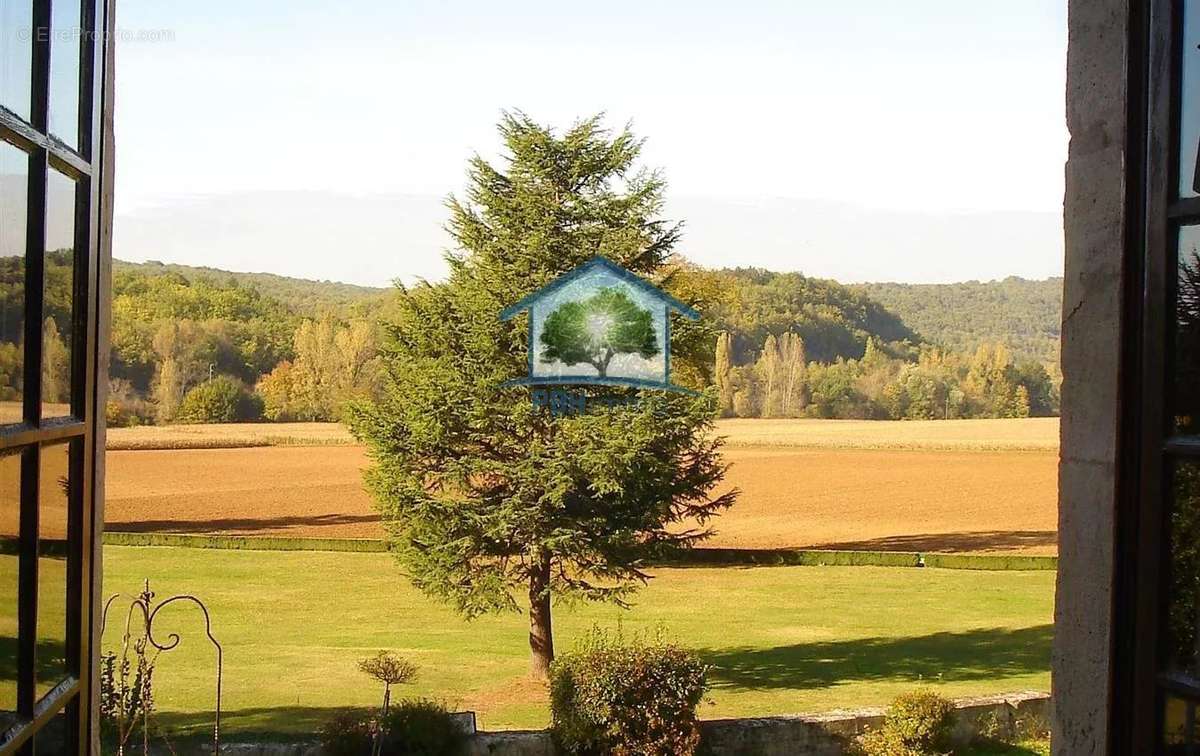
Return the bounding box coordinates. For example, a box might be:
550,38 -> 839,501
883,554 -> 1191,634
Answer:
101,532 -> 388,553
99,532 -> 1057,571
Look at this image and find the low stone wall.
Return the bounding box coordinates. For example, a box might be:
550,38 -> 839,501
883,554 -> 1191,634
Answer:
467,730 -> 556,756
467,691 -> 1051,756
205,691 -> 1050,756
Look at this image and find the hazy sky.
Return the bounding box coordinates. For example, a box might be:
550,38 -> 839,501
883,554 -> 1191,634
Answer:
111,1 -> 1069,286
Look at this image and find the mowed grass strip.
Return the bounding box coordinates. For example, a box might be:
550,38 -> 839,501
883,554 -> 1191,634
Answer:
99,546 -> 1053,738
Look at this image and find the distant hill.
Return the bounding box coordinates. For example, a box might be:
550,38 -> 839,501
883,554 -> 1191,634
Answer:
113,259 -> 387,318
705,267 -> 920,364
90,259 -> 1063,422
854,277 -> 1063,367
110,259 -> 1062,368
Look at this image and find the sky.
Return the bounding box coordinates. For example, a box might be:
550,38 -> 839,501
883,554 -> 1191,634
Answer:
111,0 -> 1069,287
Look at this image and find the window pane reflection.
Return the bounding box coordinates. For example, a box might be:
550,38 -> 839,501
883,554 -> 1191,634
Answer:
48,0 -> 81,149
0,0 -> 32,122
0,143 -> 26,426
1184,0 -> 1200,200
1168,461 -> 1200,681
32,702 -> 72,755
1164,694 -> 1200,752
0,451 -> 19,731
42,169 -> 74,419
36,443 -> 69,700
1178,226 -> 1200,435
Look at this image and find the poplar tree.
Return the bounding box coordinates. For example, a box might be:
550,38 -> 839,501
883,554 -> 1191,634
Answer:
349,112 -> 736,678
756,334 -> 783,418
714,332 -> 734,416
779,332 -> 807,416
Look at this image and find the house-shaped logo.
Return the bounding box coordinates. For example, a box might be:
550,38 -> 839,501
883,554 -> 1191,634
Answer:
501,257 -> 699,392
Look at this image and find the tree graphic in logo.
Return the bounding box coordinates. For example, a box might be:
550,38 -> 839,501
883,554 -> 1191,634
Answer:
539,286 -> 659,378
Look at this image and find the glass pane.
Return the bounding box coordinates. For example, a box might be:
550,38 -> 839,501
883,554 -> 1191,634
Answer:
32,702 -> 72,755
1183,0 -> 1200,200
0,450 -> 19,731
1178,226 -> 1200,435
48,0 -> 81,149
36,443 -> 69,700
0,142 -> 26,426
42,169 -> 74,420
0,0 -> 32,122
1164,694 -> 1200,751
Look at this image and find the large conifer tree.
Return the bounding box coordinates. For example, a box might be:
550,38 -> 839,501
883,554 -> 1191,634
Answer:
349,113 -> 735,677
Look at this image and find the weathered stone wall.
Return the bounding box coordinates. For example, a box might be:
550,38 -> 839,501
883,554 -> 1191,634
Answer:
1057,0 -> 1129,753
197,692 -> 1050,756
466,692 -> 1048,756
466,691 -> 1052,756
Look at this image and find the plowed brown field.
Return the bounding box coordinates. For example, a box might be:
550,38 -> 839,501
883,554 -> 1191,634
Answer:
104,444 -> 1058,554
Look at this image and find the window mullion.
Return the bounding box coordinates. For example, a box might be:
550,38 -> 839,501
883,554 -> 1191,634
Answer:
16,447 -> 38,723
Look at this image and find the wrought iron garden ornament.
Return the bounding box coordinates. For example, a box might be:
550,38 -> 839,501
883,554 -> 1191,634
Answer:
101,580 -> 223,755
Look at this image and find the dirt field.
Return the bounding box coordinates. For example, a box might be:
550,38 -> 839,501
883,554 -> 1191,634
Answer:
104,444 -> 1058,555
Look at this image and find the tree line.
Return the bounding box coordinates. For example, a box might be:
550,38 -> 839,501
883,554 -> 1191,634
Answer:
681,265 -> 1061,419
105,268 -> 385,425
715,333 -> 1059,420
1,244 -> 1064,426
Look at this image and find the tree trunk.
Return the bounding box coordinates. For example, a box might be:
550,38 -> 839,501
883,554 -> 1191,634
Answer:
593,348 -> 613,378
528,553 -> 554,679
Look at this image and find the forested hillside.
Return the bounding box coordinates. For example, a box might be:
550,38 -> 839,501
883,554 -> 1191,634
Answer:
0,256 -> 1063,426
855,277 -> 1063,366
113,259 -> 387,317
671,267 -> 1060,421
105,260 -> 391,426
701,267 -> 919,363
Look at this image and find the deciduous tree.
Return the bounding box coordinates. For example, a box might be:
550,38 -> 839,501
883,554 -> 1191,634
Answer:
539,287 -> 658,377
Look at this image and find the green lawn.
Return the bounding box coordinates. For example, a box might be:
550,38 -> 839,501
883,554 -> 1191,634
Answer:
91,546 -> 1053,739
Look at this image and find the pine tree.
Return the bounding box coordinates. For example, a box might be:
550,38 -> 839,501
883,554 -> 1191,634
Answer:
348,113 -> 736,678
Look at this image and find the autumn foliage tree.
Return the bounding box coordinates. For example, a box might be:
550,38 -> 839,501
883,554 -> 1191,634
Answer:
257,317 -> 382,421
348,112 -> 735,678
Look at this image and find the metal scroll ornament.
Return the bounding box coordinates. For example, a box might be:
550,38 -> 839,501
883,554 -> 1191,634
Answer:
100,580 -> 223,755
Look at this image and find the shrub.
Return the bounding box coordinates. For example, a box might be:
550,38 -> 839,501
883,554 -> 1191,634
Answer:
853,689 -> 956,756
176,375 -> 263,423
319,701 -> 466,756
380,699 -> 467,756
106,378 -> 155,427
319,709 -> 374,756
550,628 -> 708,756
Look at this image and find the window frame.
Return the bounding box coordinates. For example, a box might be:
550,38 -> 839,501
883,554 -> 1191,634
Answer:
1112,0 -> 1200,751
0,0 -> 114,753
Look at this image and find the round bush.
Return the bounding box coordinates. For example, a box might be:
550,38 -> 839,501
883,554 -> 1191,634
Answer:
550,629 -> 708,756
319,710 -> 373,756
379,699 -> 467,756
175,375 -> 263,423
853,689 -> 956,756
319,701 -> 466,756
